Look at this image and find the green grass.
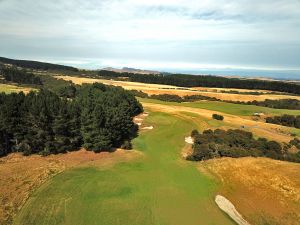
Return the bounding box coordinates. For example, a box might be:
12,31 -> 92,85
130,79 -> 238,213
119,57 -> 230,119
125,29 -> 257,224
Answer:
14,112 -> 234,225
139,98 -> 300,116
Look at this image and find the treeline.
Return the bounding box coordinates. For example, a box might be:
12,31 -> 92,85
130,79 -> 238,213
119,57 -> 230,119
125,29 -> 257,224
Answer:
130,90 -> 217,102
97,70 -> 300,95
187,129 -> 300,163
0,67 -> 42,85
230,99 -> 300,110
219,90 -> 263,95
0,83 -> 143,157
266,115 -> 300,129
0,56 -> 78,72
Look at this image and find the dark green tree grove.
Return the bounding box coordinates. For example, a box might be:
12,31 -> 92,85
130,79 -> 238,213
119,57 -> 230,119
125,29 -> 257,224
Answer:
187,128 -> 300,163
266,114 -> 300,128
0,67 -> 42,85
0,83 -> 143,157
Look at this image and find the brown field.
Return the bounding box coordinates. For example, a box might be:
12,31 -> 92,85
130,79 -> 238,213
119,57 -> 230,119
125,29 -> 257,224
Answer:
55,75 -> 300,102
199,157 -> 300,225
187,91 -> 300,102
0,149 -> 141,225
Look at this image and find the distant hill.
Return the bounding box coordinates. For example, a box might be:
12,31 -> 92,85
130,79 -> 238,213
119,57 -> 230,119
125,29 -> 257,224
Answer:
102,67 -> 160,75
0,56 -> 78,72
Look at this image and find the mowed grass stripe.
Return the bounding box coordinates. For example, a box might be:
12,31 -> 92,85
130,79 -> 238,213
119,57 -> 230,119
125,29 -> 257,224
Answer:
14,111 -> 234,225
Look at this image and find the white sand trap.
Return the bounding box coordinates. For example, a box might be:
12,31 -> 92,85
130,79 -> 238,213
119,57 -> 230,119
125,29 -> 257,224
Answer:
185,136 -> 194,144
134,118 -> 143,121
142,126 -> 153,130
215,195 -> 250,225
136,122 -> 142,126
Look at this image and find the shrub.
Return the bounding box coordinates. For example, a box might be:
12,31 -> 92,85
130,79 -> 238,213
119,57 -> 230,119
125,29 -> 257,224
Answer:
212,114 -> 224,121
187,128 -> 300,163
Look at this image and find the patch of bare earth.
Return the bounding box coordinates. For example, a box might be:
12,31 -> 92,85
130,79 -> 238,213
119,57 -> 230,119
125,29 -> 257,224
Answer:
199,157 -> 300,225
0,149 -> 141,225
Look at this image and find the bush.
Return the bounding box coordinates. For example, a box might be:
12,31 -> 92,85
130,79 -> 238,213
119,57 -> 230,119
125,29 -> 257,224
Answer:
212,114 -> 224,121
187,128 -> 300,163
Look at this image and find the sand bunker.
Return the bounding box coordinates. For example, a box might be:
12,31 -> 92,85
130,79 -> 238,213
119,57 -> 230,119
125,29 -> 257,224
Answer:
134,112 -> 153,129
215,195 -> 250,225
141,126 -> 154,130
185,136 -> 194,144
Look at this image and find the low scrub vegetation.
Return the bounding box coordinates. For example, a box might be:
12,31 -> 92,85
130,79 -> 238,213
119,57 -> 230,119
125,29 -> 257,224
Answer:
266,114 -> 300,128
212,114 -> 224,121
130,90 -> 217,102
187,129 -> 300,163
219,90 -> 263,95
0,83 -> 142,157
231,98 -> 300,110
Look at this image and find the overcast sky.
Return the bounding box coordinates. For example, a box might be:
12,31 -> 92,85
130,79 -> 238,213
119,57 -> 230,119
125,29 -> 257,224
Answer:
0,0 -> 300,71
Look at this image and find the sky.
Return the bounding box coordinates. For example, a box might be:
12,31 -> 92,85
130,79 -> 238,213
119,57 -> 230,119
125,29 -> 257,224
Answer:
0,0 -> 300,74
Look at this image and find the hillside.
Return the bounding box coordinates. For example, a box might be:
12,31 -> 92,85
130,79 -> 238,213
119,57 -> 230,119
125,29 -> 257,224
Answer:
0,56 -> 78,72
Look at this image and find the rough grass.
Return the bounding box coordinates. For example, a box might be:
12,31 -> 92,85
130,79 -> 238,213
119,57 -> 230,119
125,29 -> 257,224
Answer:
0,83 -> 34,94
199,157 -> 300,225
140,98 -> 300,116
141,100 -> 299,142
13,111 -> 234,225
0,150 -> 139,225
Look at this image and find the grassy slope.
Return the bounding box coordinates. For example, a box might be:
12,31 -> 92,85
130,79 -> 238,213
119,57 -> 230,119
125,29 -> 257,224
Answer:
0,83 -> 34,94
139,98 -> 300,116
13,112 -> 234,225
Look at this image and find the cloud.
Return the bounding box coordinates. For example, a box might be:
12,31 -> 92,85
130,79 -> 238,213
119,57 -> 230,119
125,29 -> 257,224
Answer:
0,0 -> 299,69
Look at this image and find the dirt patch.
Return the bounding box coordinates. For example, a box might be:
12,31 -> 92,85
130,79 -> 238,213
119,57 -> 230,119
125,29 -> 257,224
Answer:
199,157 -> 300,225
0,149 -> 141,225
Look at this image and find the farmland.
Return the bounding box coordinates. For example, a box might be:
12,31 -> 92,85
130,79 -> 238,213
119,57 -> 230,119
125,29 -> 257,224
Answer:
55,75 -> 300,102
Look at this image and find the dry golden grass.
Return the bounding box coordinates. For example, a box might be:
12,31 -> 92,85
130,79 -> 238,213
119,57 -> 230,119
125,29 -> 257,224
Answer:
0,84 -> 34,94
199,157 -> 300,225
143,102 -> 294,143
55,75 -> 179,90
0,149 -> 141,225
193,87 -> 275,93
56,75 -> 300,102
190,91 -> 300,102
